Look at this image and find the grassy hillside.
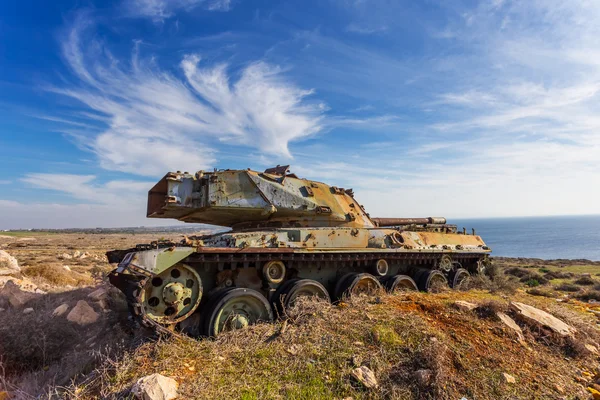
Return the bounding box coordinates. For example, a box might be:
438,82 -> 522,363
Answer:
1,232 -> 600,399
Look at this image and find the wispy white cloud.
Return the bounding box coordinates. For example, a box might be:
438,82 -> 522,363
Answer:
345,23 -> 388,34
0,180 -> 11,185
54,12 -> 324,176
21,173 -> 152,205
123,0 -> 232,22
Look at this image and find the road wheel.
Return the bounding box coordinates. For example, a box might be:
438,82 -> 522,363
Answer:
415,269 -> 448,293
272,279 -> 330,317
384,274 -> 418,292
335,273 -> 383,299
451,268 -> 470,289
203,288 -> 272,337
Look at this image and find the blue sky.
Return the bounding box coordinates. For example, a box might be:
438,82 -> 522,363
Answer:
1,0 -> 599,228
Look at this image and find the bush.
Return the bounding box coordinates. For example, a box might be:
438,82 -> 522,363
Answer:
574,290 -> 600,302
505,268 -> 548,285
544,271 -> 574,280
538,268 -> 550,273
574,276 -> 596,286
525,279 -> 540,287
555,283 -> 580,292
464,273 -> 520,295
527,288 -> 555,297
474,301 -> 506,319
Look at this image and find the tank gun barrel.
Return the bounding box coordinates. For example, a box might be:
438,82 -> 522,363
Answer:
372,217 -> 446,227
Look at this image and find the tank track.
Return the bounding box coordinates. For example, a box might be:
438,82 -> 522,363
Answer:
112,249 -> 489,338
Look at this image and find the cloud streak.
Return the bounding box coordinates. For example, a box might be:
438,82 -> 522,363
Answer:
123,0 -> 232,22
54,13 -> 325,177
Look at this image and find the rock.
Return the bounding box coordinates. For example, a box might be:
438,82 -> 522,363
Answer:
88,288 -> 107,301
59,253 -> 72,260
80,252 -> 90,259
0,280 -> 36,308
23,307 -> 34,314
62,265 -> 71,271
351,366 -> 378,389
553,384 -> 565,394
510,302 -> 576,336
497,312 -> 525,341
502,373 -> 516,384
286,344 -> 301,356
73,250 -> 81,258
589,387 -> 600,400
53,303 -> 69,317
585,344 -> 599,355
414,369 -> 433,387
66,300 -> 99,325
0,250 -> 20,276
131,373 -> 179,400
454,301 -> 477,312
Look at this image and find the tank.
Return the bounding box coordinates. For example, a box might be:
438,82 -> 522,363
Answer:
108,165 -> 491,337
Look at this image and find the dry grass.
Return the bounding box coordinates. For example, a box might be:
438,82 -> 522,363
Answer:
0,285 -> 132,397
50,290 -> 598,400
2,236 -> 600,399
22,264 -> 95,287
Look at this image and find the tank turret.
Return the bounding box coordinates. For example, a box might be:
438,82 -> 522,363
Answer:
148,165 -> 375,229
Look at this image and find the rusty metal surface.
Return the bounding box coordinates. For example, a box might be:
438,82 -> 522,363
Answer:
110,165 -> 493,336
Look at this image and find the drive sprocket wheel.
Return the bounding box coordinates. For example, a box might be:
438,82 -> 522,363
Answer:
140,264 -> 203,324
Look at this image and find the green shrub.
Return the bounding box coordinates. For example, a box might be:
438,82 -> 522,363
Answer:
525,279 -> 540,287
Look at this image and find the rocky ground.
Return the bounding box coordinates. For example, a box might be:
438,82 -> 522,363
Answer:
1,232 -> 600,399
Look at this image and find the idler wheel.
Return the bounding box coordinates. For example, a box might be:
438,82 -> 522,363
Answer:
383,274 -> 418,292
272,279 -> 330,317
334,273 -> 383,299
450,268 -> 470,289
202,288 -> 273,337
415,269 -> 449,293
141,264 -> 202,324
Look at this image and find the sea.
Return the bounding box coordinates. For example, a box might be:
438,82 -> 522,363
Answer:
450,215 -> 600,261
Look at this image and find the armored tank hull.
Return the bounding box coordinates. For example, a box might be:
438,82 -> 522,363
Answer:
108,166 -> 491,337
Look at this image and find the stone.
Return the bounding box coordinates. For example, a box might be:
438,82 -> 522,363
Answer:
589,387 -> 600,400
510,302 -> 576,336
80,252 -> 90,259
73,251 -> 81,258
66,300 -> 99,325
53,303 -> 69,317
62,265 -> 71,271
59,253 -> 72,260
23,307 -> 34,314
286,344 -> 301,356
0,250 -> 20,276
0,280 -> 36,308
497,312 -> 525,341
585,344 -> 599,355
88,287 -> 107,301
454,301 -> 477,312
131,373 -> 179,400
414,369 -> 433,387
502,373 -> 516,384
553,384 -> 565,394
351,366 -> 378,389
